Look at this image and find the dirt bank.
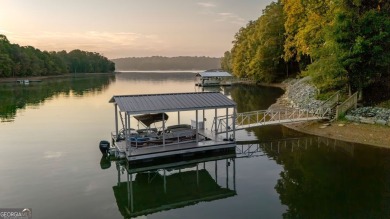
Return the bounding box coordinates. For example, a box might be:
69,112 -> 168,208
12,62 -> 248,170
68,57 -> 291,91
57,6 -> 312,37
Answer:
284,121 -> 390,148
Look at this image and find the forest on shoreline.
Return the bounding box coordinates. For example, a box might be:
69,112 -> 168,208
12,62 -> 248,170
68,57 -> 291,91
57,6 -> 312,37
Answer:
0,34 -> 115,78
112,56 -> 221,71
221,0 -> 390,102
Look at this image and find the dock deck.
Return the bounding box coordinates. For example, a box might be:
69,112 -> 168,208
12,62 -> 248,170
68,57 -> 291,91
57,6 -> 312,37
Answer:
115,131 -> 235,162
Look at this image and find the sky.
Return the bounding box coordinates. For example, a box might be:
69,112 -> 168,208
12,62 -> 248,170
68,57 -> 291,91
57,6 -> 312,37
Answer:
0,0 -> 273,59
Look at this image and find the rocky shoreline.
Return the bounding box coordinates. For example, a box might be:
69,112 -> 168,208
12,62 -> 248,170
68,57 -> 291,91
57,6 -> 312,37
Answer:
269,77 -> 390,148
346,107 -> 390,126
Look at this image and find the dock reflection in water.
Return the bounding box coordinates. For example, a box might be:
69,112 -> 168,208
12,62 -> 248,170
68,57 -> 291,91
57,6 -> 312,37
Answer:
113,153 -> 237,218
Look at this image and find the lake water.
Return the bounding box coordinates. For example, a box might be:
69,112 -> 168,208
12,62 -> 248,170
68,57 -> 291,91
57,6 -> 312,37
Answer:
1,72 -> 390,218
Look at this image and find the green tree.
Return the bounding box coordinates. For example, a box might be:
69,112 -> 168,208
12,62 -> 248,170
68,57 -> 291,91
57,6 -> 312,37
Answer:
250,1 -> 285,82
333,0 -> 390,98
221,51 -> 232,72
0,34 -> 115,78
282,0 -> 335,73
229,1 -> 286,82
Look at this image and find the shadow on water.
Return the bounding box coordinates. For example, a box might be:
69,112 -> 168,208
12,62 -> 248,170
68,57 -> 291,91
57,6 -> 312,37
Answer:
237,136 -> 390,218
0,73 -> 115,122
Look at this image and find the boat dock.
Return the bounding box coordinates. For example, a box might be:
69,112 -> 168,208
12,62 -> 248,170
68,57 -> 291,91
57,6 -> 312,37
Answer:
195,70 -> 232,87
16,79 -> 42,84
108,92 -> 237,163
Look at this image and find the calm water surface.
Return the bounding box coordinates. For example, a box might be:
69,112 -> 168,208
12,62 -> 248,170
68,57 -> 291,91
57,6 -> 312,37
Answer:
1,72 -> 389,218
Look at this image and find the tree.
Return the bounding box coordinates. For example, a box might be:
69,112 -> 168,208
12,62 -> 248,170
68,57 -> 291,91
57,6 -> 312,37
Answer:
0,34 -> 115,78
229,1 -> 286,82
282,0 -> 334,73
221,51 -> 232,72
333,0 -> 390,99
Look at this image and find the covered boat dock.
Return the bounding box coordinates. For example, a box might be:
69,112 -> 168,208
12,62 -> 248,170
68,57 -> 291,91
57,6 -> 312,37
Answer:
195,70 -> 233,87
109,92 -> 237,162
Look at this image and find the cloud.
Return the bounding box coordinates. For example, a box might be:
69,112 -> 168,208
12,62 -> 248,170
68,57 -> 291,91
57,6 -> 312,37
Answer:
197,2 -> 216,8
0,28 -> 11,34
216,12 -> 246,26
196,2 -> 246,26
7,31 -> 168,58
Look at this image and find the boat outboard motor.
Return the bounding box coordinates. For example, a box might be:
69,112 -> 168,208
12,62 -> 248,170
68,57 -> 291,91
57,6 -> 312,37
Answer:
99,140 -> 110,154
100,155 -> 111,169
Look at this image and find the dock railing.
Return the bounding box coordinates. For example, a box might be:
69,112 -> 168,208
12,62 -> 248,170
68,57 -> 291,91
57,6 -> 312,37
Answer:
212,107 -> 331,134
321,91 -> 340,108
211,86 -> 343,133
335,92 -> 358,120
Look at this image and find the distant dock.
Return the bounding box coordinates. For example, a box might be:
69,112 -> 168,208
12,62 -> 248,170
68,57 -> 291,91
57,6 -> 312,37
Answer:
16,79 -> 42,84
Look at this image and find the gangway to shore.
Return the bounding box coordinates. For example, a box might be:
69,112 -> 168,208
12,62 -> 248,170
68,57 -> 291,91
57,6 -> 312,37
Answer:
210,84 -> 355,135
212,107 -> 333,134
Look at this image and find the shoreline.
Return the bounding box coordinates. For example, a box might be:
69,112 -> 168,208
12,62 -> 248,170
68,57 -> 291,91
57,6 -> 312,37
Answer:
265,81 -> 390,149
0,72 -> 115,83
283,121 -> 390,148
0,74 -> 71,83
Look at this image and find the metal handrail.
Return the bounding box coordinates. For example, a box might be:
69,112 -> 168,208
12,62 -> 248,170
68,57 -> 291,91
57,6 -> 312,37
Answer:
212,107 -> 330,134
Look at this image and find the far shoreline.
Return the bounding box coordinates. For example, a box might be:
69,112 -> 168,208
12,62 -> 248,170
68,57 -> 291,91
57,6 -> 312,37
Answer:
0,72 -> 115,83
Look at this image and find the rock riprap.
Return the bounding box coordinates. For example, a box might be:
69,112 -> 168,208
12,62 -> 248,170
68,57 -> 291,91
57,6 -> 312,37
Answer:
284,77 -> 390,127
346,107 -> 390,126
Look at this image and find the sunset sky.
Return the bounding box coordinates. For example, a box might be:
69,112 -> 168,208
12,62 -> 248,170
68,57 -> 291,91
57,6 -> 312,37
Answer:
0,0 -> 272,59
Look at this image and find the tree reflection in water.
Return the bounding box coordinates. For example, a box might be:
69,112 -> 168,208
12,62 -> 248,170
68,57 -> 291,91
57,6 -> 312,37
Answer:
0,73 -> 115,122
249,137 -> 390,218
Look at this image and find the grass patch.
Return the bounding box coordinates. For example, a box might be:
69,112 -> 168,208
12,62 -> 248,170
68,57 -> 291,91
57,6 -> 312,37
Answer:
376,100 -> 390,109
316,91 -> 338,101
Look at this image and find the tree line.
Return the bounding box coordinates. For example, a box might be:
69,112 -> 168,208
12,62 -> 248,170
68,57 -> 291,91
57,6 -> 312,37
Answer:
0,34 -> 115,78
112,56 -> 221,71
221,0 -> 390,99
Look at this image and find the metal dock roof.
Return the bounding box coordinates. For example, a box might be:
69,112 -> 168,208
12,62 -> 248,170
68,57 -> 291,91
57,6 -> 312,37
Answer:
109,92 -> 236,114
196,71 -> 232,78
